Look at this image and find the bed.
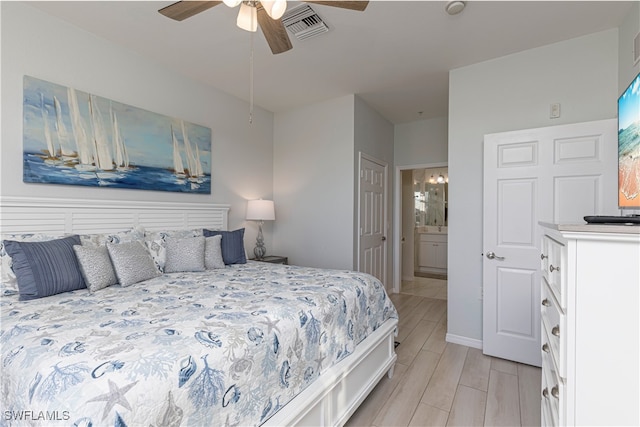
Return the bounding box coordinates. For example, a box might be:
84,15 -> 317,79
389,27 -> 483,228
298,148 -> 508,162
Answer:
0,197 -> 398,427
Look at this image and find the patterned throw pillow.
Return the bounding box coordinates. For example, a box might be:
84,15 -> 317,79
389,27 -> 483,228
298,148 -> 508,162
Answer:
205,235 -> 225,269
203,228 -> 247,265
82,227 -> 146,247
107,241 -> 160,287
164,236 -> 206,273
0,233 -> 64,296
145,229 -> 203,272
73,245 -> 118,292
3,235 -> 86,300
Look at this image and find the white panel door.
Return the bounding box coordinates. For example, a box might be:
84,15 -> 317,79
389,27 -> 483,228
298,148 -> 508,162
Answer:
359,154 -> 387,286
483,119 -> 616,366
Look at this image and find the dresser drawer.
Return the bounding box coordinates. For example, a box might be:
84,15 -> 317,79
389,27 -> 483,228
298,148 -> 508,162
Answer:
542,395 -> 557,427
541,280 -> 565,379
540,367 -> 560,427
541,235 -> 565,309
541,352 -> 565,425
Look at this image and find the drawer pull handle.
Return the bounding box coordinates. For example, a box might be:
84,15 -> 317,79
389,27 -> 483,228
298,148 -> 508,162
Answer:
542,387 -> 549,398
541,298 -> 551,307
542,343 -> 550,353
552,325 -> 560,337
549,264 -> 560,273
551,385 -> 560,399
540,253 -> 548,260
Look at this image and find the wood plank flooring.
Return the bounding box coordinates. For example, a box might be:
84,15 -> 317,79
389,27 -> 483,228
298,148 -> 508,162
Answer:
346,279 -> 541,427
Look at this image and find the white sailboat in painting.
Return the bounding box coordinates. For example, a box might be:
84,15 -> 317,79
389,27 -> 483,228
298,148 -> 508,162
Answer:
53,95 -> 76,161
68,87 -> 96,172
172,126 -> 187,182
181,120 -> 196,177
111,106 -> 130,171
89,94 -> 115,175
192,144 -> 204,183
40,94 -> 62,165
180,120 -> 205,186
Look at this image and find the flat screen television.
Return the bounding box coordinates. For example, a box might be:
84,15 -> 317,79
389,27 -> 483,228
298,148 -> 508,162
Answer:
618,71 -> 640,209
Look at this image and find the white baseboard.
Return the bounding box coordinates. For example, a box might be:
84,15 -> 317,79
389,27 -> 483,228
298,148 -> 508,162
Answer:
402,275 -> 414,282
445,333 -> 483,350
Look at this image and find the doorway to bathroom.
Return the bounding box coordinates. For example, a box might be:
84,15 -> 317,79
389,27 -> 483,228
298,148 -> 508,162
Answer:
393,163 -> 448,297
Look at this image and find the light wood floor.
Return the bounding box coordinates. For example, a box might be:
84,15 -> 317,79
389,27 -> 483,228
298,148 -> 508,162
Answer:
345,279 -> 541,427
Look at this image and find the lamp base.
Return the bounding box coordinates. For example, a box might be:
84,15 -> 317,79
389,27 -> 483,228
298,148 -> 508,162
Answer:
253,245 -> 266,260
253,222 -> 266,260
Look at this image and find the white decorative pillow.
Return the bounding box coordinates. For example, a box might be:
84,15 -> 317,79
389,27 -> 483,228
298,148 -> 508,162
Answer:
205,235 -> 225,269
73,245 -> 118,292
107,241 -> 160,287
164,236 -> 206,273
145,229 -> 203,272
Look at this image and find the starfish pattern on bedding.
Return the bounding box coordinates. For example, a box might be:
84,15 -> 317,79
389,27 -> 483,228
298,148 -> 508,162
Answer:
258,316 -> 281,335
86,379 -> 138,420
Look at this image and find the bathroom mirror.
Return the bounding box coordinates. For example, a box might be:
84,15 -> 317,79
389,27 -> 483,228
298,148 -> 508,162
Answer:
414,167 -> 448,227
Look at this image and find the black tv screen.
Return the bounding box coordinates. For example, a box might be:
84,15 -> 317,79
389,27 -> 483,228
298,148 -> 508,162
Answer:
618,71 -> 640,209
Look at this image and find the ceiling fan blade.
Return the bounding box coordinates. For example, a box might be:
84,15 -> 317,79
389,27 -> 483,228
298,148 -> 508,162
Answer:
158,1 -> 222,21
256,5 -> 293,55
304,1 -> 369,11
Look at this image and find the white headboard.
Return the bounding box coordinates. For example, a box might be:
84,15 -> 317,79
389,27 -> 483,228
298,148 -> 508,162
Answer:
0,196 -> 230,235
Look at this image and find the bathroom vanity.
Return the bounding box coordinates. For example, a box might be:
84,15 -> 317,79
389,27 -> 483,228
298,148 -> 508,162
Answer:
416,226 -> 448,274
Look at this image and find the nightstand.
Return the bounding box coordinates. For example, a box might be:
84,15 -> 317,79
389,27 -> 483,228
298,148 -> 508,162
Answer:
250,255 -> 288,265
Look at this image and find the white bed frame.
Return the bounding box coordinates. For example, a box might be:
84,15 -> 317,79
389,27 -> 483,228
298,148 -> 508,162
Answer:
0,196 -> 398,426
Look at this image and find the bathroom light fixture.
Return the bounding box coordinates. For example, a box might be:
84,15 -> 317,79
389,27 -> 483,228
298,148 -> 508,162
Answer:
437,174 -> 445,184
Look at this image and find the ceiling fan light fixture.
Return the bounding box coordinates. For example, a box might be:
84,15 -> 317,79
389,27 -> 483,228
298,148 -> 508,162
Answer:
237,2 -> 258,32
223,0 -> 242,7
262,0 -> 287,20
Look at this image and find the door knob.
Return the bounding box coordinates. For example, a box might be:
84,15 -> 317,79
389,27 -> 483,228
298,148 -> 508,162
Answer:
486,251 -> 505,261
381,236 -> 387,241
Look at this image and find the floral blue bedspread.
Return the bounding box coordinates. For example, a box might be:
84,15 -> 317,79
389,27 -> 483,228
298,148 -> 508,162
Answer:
0,262 -> 397,426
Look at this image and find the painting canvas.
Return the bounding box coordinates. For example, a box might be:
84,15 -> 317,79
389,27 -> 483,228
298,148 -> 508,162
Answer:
23,76 -> 211,194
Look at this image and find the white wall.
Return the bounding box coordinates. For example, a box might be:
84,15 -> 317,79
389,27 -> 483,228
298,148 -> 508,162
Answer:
0,2 -> 274,251
394,116 -> 448,167
448,29 -> 619,343
618,1 -> 639,94
354,96 -> 394,285
272,95 -> 355,269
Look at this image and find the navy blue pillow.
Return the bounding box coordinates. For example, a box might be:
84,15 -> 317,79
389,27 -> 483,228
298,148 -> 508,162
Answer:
203,228 -> 246,265
3,235 -> 86,300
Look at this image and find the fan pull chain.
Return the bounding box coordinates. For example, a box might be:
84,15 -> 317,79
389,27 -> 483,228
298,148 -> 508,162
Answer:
249,30 -> 254,125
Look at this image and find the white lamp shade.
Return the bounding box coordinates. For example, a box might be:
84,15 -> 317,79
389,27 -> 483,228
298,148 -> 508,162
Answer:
262,0 -> 287,19
246,199 -> 275,221
237,3 -> 257,32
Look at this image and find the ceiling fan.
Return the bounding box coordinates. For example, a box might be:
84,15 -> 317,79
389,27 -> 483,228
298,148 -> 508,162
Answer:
159,1 -> 369,55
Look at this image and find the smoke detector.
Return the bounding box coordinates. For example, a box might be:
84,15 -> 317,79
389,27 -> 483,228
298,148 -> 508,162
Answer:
282,4 -> 329,40
445,1 -> 466,15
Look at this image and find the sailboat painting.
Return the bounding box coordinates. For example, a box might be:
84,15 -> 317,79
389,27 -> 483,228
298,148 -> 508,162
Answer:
22,76 -> 211,194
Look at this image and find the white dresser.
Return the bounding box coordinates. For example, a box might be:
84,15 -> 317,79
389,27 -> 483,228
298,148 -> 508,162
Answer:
539,223 -> 640,426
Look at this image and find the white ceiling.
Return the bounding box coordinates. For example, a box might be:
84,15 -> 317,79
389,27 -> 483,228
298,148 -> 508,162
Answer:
28,1 -> 633,124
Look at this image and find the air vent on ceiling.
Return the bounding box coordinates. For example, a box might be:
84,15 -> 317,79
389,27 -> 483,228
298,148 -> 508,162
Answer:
282,4 -> 329,41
